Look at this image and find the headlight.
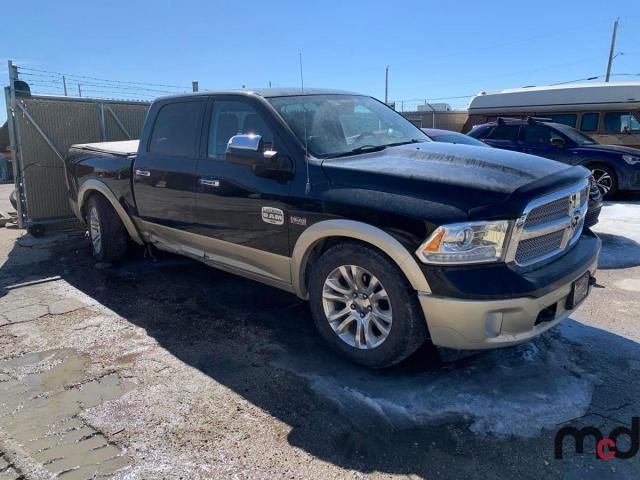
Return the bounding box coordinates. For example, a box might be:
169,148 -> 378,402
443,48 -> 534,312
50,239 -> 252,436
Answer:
622,155 -> 640,165
415,220 -> 511,264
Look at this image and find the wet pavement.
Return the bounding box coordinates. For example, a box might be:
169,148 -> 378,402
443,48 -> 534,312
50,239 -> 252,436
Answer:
0,200 -> 639,478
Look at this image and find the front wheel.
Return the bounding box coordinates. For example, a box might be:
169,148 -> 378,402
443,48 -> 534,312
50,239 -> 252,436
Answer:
308,242 -> 428,368
590,164 -> 618,199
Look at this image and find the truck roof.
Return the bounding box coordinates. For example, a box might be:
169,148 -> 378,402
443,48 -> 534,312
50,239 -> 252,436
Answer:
156,88 -> 359,101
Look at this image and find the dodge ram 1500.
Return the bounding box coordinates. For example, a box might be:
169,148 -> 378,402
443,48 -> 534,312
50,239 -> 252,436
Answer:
65,89 -> 600,367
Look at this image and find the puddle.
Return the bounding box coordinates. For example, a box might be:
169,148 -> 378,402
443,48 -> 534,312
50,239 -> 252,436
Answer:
273,321 -> 601,438
0,349 -> 133,478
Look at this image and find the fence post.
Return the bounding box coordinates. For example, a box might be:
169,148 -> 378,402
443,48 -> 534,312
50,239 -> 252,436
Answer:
192,81 -> 199,92
6,60 -> 26,227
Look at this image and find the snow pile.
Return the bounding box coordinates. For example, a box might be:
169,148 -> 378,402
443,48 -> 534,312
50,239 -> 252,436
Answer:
592,201 -> 640,268
274,323 -> 598,438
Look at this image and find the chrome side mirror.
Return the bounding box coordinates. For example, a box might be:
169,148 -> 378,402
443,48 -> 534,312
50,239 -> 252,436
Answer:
227,134 -> 262,152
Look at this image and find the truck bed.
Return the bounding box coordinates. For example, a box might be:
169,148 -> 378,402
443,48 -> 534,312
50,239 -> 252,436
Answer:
71,140 -> 139,156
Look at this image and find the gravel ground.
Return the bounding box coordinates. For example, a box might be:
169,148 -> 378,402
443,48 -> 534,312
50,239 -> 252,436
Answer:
0,194 -> 639,479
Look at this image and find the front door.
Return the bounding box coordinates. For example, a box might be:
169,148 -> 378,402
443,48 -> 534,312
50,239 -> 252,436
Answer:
193,97 -> 293,285
133,98 -> 206,235
518,124 -> 575,164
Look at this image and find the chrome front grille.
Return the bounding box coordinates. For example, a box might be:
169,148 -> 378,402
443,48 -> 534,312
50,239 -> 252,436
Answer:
515,230 -> 565,264
524,197 -> 570,227
506,180 -> 589,268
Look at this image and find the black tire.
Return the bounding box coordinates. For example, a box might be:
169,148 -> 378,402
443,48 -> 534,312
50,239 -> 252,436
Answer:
308,242 -> 428,368
9,189 -> 17,211
27,224 -> 45,237
86,194 -> 128,262
589,163 -> 618,199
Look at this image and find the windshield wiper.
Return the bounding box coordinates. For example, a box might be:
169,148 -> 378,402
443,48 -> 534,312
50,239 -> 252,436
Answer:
326,144 -> 388,158
326,139 -> 428,159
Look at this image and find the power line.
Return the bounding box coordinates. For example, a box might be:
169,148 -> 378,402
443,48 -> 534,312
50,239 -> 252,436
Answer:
17,65 -> 190,90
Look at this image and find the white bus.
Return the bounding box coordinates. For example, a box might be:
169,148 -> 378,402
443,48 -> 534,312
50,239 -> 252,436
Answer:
465,82 -> 640,148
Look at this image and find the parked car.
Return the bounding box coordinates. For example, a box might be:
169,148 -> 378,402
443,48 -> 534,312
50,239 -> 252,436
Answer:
64,89 -> 600,368
424,127 -> 602,227
465,82 -> 640,148
421,128 -> 489,147
468,117 -> 640,199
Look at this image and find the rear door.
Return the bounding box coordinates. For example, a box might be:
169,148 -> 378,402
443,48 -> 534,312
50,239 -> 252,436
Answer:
133,98 -> 206,233
479,124 -> 521,151
193,96 -> 294,284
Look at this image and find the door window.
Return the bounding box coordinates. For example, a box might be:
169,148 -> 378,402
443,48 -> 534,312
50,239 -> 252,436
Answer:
485,124 -> 520,141
580,113 -> 599,132
522,125 -> 561,145
208,100 -> 275,160
148,102 -> 202,156
604,112 -> 640,133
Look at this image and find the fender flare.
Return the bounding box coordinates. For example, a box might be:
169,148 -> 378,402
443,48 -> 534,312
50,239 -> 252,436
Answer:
78,179 -> 144,245
291,219 -> 431,299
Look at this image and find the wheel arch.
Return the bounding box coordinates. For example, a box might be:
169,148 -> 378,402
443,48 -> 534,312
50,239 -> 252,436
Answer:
78,179 -> 144,245
291,220 -> 431,299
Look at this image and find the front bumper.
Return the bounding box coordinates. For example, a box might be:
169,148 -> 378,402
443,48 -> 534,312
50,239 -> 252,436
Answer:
417,233 -> 600,350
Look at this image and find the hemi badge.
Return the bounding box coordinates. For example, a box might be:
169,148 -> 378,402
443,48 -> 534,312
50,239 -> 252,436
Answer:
290,215 -> 307,226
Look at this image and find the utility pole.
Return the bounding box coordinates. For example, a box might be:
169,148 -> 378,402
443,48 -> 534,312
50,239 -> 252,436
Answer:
384,65 -> 389,104
77,83 -> 82,97
62,76 -> 68,96
605,17 -> 619,82
192,81 -> 199,92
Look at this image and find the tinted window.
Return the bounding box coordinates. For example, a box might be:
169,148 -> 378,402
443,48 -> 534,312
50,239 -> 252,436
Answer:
604,112 -> 640,133
208,100 -> 275,159
522,125 -> 562,144
149,102 -> 202,156
580,113 -> 599,132
547,114 -> 577,127
485,124 -> 520,141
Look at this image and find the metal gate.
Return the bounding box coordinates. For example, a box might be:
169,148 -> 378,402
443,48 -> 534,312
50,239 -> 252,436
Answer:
5,72 -> 150,229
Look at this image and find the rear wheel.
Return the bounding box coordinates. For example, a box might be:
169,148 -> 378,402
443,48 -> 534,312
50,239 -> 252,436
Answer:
86,194 -> 128,262
590,164 -> 618,199
308,242 -> 428,368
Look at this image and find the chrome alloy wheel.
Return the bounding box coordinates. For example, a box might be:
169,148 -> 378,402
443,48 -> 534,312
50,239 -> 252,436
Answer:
591,168 -> 613,196
89,207 -> 102,255
321,265 -> 392,349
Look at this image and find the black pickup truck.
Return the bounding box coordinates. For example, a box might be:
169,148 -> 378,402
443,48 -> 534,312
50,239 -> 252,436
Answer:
65,89 -> 600,368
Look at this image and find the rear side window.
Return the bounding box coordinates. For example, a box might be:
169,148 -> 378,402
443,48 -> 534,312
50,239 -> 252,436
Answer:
148,102 -> 203,156
604,112 -> 640,133
547,114 -> 577,128
485,124 -> 520,141
580,113 -> 599,132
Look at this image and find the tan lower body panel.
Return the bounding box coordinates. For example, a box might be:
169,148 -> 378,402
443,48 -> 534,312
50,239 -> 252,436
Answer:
136,219 -> 295,293
419,260 -> 597,350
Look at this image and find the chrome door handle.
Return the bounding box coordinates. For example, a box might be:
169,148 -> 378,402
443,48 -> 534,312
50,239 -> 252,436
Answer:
199,178 -> 220,187
135,169 -> 151,177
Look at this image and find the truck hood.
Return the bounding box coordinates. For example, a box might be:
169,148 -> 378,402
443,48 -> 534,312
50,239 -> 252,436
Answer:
321,142 -> 589,220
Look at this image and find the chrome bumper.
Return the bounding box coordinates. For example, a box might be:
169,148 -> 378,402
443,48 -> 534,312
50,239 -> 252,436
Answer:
418,260 -> 597,350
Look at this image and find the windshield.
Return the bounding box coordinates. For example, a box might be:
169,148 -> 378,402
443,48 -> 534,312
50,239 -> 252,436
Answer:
268,94 -> 430,158
555,124 -> 597,145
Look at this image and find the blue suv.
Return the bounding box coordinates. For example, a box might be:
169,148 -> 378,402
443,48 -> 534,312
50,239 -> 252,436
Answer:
468,117 -> 640,198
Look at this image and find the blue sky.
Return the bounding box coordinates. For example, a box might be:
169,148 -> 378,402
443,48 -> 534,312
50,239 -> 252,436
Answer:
2,0 -> 640,124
